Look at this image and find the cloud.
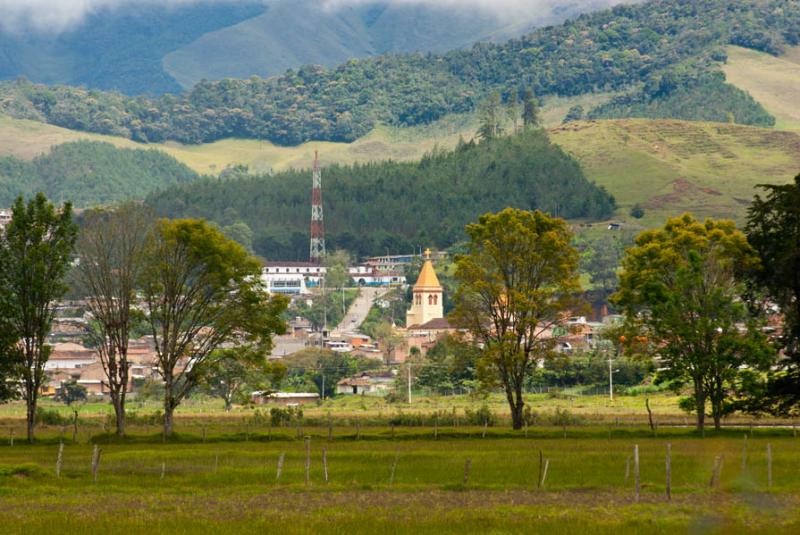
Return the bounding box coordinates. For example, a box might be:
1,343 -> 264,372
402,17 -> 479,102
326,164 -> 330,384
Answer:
0,0 -> 624,33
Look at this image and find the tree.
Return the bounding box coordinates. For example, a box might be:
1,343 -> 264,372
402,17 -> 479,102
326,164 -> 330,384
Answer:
72,203 -> 152,436
453,208 -> 582,429
477,92 -> 504,141
57,379 -> 88,406
583,235 -> 623,293
506,92 -> 520,133
0,194 -> 77,442
416,334 -> 479,395
324,249 -> 352,290
562,105 -> 585,124
522,89 -> 541,129
745,174 -> 800,414
204,346 -> 278,411
141,218 -> 288,436
613,214 -> 775,431
221,221 -> 255,253
373,321 -> 405,364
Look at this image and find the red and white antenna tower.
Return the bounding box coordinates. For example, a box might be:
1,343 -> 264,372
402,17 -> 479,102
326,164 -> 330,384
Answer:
309,150 -> 326,263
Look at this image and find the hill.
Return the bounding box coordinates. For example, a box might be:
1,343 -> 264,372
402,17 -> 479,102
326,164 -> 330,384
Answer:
0,0 -> 796,146
146,128 -> 616,260
0,1 -> 613,96
549,119 -> 800,225
0,141 -> 197,207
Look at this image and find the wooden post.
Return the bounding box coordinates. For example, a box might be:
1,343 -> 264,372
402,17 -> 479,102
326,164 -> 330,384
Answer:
665,443 -> 671,501
540,459 -> 549,488
389,450 -> 399,485
328,421 -> 333,442
538,450 -> 543,489
356,422 -> 361,441
91,445 -> 101,483
633,444 -> 640,502
562,424 -> 567,440
276,452 -> 285,481
56,442 -> 64,478
767,443 -> 772,489
245,421 -> 250,442
434,416 -> 438,440
214,453 -> 219,473
9,428 -> 13,447
322,447 -> 329,483
482,420 -> 487,439
391,424 -> 395,440
161,462 -> 166,481
710,455 -> 723,488
793,422 -> 797,438
463,458 -> 472,485
524,422 -> 528,438
304,436 -> 311,485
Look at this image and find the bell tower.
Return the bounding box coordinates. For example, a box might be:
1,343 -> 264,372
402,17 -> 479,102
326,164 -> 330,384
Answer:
406,249 -> 443,328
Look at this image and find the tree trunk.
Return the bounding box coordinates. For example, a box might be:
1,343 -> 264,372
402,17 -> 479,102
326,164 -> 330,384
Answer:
694,382 -> 706,433
26,398 -> 36,443
112,394 -> 126,437
163,402 -> 174,438
510,401 -> 524,430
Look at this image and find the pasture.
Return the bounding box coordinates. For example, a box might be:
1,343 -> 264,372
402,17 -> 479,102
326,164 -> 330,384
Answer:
1,394 -> 800,533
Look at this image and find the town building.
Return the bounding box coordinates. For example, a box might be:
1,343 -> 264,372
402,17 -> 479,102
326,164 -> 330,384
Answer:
0,208 -> 11,233
336,372 -> 395,395
405,249 -> 444,328
250,391 -> 320,406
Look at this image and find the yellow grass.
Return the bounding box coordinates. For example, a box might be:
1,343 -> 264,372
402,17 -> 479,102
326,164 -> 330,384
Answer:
723,45 -> 800,131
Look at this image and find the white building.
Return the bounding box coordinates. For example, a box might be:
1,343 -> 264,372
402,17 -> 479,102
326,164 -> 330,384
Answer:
262,262 -> 405,295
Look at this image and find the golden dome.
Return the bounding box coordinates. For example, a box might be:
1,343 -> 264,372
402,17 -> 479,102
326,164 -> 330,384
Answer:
414,258 -> 441,289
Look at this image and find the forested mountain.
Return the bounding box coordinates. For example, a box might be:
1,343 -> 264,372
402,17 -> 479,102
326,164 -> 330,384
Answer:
0,0 -> 602,95
0,141 -> 198,206
0,0 -> 794,146
146,128 -> 616,260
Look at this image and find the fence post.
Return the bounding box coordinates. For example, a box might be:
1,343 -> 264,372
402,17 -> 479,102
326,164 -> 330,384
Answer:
161,461 -> 166,481
276,452 -> 285,481
482,420 -> 487,439
540,459 -> 549,488
56,442 -> 64,478
665,443 -> 671,501
633,444 -> 640,502
463,458 -> 472,485
742,434 -> 747,473
214,453 -> 219,473
9,428 -> 13,447
434,416 -> 438,440
91,445 -> 101,483
322,446 -> 329,484
328,421 -> 333,442
356,422 -> 361,441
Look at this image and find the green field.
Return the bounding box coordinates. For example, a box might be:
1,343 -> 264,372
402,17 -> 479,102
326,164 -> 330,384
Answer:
1,423 -> 799,533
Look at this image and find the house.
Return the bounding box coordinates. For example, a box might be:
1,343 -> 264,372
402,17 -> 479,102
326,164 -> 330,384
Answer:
336,373 -> 395,395
251,392 -> 320,406
45,342 -> 97,371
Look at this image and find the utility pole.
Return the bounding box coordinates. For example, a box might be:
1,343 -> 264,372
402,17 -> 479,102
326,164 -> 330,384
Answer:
608,357 -> 614,401
407,364 -> 412,404
321,374 -> 325,401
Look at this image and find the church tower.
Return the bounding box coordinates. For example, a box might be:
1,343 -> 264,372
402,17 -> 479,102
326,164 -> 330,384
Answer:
406,249 -> 443,328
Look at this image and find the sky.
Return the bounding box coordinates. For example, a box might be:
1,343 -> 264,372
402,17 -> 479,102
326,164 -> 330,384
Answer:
0,0 -> 624,33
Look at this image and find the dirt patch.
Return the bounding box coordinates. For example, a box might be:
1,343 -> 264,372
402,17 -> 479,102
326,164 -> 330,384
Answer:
645,178 -> 722,209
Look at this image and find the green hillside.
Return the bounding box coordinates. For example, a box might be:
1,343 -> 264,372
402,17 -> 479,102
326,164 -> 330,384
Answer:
146,129 -> 616,260
163,0 -> 597,89
550,119 -> 800,225
1,0 -> 797,146
0,141 -> 197,207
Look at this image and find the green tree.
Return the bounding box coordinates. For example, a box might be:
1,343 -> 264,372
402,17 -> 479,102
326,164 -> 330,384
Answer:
141,218 -> 288,436
453,208 -> 582,429
203,346 -> 275,411
613,214 -> 775,431
324,249 -> 352,290
373,321 -> 406,365
745,174 -> 800,414
57,379 -> 87,406
0,194 -> 77,442
583,235 -> 623,292
222,221 -> 255,253
72,203 -> 152,436
477,92 -> 503,141
522,89 -> 541,129
562,105 -> 585,124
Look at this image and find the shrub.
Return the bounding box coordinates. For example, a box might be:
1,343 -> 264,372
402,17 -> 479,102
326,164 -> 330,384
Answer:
35,407 -> 71,426
464,404 -> 496,426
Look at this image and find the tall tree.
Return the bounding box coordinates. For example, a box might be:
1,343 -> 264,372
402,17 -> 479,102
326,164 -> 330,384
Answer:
613,214 -> 774,431
141,219 -> 287,436
522,89 -> 541,129
203,346 -> 284,411
324,249 -> 352,290
0,194 -> 77,442
477,92 -> 504,141
73,203 -> 152,437
453,208 -> 582,429
745,173 -> 800,414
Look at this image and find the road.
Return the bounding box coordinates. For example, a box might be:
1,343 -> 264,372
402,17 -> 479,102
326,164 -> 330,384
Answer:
335,286 -> 392,334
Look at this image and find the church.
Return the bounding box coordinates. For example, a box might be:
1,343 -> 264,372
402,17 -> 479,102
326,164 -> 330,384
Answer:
405,249 -> 446,329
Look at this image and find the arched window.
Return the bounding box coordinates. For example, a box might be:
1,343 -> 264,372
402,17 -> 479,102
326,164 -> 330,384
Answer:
433,294 -> 439,305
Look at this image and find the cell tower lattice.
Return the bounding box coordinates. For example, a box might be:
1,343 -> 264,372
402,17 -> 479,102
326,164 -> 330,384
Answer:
309,150 -> 326,263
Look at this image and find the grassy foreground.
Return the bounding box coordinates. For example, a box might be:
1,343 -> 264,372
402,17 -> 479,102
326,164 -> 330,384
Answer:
0,427 -> 799,533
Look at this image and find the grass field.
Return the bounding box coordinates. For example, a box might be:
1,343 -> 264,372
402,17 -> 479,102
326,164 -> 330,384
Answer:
549,119 -> 800,226
1,422 -> 800,533
724,45 -> 800,131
